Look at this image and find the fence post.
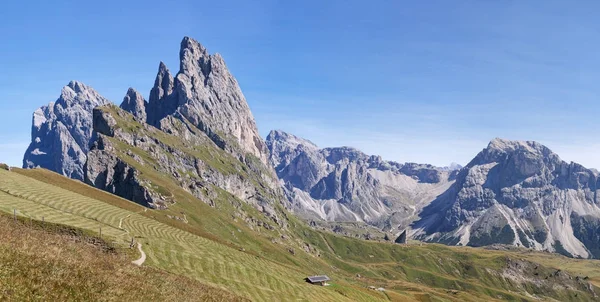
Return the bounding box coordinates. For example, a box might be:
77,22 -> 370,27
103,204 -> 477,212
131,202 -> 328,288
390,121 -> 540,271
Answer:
13,209 -> 16,222
99,227 -> 102,238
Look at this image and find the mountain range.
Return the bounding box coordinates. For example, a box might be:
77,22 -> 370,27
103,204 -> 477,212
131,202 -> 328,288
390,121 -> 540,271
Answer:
22,36 -> 600,260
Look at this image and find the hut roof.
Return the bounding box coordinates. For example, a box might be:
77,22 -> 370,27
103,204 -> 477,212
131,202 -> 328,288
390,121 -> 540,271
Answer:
307,275 -> 330,283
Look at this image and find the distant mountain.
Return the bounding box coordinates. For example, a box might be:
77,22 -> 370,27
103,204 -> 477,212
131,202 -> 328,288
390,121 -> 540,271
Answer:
23,81 -> 110,180
442,162 -> 463,171
266,130 -> 456,230
412,138 -> 600,258
267,132 -> 600,258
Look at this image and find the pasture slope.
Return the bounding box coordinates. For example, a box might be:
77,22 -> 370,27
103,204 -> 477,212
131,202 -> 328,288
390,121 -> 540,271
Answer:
1,167 -> 599,301
0,168 -> 384,301
0,211 -> 246,301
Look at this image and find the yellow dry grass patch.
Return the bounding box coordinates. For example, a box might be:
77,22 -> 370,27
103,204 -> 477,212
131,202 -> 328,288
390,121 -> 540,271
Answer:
0,213 -> 246,301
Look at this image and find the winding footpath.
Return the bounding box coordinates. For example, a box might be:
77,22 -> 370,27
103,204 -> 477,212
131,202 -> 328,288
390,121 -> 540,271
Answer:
118,214 -> 132,230
132,242 -> 146,266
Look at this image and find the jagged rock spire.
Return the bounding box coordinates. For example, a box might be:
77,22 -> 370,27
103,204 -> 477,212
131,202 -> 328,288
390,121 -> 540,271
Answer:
147,62 -> 177,126
150,62 -> 174,104
120,87 -> 147,121
174,36 -> 269,164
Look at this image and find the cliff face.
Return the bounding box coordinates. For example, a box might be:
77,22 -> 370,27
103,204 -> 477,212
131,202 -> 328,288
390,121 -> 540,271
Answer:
266,130 -> 456,230
23,81 -> 110,180
84,104 -> 284,224
120,87 -> 147,122
268,132 -> 600,258
412,138 -> 600,258
146,37 -> 269,165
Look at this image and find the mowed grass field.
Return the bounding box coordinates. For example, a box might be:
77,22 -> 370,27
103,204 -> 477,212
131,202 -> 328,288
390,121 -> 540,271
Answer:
0,212 -> 247,301
0,168 -> 385,302
2,167 -> 600,301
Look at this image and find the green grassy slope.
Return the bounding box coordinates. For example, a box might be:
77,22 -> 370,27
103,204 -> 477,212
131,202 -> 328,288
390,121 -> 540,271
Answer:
1,168 -> 384,301
2,167 -> 599,301
0,211 -> 246,301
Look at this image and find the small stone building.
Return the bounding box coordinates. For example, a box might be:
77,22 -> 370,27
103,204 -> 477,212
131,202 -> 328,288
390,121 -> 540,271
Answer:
306,275 -> 330,286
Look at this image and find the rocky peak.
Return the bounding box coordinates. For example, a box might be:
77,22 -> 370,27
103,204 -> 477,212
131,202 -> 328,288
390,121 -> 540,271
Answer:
173,36 -> 269,164
414,139 -> 600,258
323,147 -> 368,164
147,62 -> 176,126
266,130 -> 320,169
55,81 -> 106,110
475,138 -> 557,163
464,138 -> 563,182
120,87 -> 147,121
67,80 -> 84,92
150,62 -> 174,102
442,162 -> 463,171
23,81 -> 110,180
179,36 -> 211,76
267,130 -> 319,150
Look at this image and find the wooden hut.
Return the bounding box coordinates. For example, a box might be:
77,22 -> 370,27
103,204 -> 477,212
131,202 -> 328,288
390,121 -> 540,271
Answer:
306,275 -> 330,286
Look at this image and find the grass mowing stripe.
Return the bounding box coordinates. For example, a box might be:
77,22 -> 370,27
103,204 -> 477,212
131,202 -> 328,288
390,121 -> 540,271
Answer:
0,169 -> 368,302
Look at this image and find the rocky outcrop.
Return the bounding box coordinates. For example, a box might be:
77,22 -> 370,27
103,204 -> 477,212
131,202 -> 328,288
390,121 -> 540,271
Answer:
84,134 -> 164,209
413,138 -> 600,258
83,105 -> 284,224
267,130 -> 455,231
173,37 -> 269,164
120,88 -> 147,121
147,62 -> 176,126
145,38 -> 270,165
23,81 -> 110,180
395,230 -> 407,244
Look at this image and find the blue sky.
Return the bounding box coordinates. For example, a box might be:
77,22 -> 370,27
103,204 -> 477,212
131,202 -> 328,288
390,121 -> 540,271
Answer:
2,0 -> 600,168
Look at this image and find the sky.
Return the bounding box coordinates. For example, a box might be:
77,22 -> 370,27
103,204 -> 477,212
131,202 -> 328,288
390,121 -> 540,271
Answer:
2,0 -> 600,168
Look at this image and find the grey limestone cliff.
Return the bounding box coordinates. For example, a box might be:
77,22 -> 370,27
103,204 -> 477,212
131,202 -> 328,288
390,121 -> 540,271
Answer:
120,87 -> 147,121
146,37 -> 269,165
266,130 -> 455,231
23,81 -> 110,180
412,138 -> 600,258
24,37 -> 274,185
